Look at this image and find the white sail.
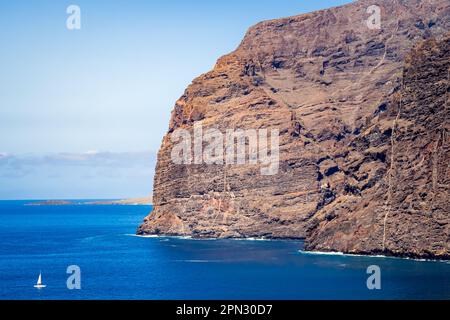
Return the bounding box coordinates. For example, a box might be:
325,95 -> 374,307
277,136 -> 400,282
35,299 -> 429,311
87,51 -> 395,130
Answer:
34,272 -> 46,288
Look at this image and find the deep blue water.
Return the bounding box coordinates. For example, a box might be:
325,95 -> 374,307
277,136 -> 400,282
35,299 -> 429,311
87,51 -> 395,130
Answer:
0,200 -> 448,300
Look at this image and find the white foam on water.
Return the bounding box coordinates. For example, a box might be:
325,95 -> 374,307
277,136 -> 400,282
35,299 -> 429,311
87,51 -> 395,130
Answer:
175,259 -> 222,263
298,250 -> 448,262
299,250 -> 345,256
129,234 -> 278,242
127,234 -> 194,240
125,234 -> 159,238
232,237 -> 271,242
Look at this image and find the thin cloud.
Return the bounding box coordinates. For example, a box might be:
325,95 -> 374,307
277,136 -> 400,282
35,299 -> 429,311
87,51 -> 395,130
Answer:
0,150 -> 157,199
0,151 -> 157,177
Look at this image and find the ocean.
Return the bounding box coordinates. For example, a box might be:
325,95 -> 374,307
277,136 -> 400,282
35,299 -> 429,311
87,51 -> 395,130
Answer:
0,200 -> 448,300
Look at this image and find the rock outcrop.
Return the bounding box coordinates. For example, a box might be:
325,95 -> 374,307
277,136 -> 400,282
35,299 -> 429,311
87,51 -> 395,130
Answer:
138,0 -> 449,259
305,35 -> 450,259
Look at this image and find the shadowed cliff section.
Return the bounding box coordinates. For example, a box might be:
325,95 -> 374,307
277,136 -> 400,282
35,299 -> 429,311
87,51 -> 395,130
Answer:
138,0 -> 449,259
305,35 -> 450,259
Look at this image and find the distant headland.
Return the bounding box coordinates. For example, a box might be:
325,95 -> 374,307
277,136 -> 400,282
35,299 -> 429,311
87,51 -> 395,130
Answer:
26,196 -> 153,206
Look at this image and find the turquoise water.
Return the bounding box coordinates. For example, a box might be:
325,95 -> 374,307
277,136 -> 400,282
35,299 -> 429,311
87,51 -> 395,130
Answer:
0,200 -> 448,300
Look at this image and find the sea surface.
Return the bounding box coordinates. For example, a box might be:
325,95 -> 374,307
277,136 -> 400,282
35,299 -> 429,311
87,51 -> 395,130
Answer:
0,200 -> 448,300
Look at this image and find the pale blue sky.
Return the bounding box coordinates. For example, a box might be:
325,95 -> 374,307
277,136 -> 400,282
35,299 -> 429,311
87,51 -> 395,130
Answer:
0,0 -> 353,199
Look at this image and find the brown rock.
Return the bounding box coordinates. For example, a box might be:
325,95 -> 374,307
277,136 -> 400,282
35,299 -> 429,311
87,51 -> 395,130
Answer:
138,0 -> 450,259
305,35 -> 450,260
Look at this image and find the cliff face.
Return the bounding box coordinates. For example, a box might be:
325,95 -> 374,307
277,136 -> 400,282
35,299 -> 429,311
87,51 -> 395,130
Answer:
305,35 -> 450,259
138,0 -> 450,259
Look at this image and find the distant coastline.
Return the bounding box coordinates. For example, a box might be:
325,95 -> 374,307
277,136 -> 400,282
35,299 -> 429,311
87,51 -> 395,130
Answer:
25,196 -> 153,206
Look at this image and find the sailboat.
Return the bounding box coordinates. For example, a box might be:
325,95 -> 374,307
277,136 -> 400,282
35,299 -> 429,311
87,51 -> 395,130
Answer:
34,272 -> 46,289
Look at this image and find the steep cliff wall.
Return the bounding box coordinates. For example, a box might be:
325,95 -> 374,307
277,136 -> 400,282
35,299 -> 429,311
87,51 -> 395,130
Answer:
305,35 -> 450,259
138,0 -> 449,259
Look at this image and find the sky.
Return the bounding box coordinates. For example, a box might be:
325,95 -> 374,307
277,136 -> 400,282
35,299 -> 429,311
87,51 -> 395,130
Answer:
0,0 -> 353,199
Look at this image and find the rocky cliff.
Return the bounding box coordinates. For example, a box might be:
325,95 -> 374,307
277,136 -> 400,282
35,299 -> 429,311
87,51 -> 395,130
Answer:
305,35 -> 450,259
138,0 -> 450,259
